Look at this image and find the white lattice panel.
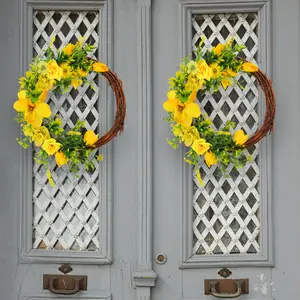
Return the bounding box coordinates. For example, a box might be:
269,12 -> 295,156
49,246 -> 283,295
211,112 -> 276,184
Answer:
32,11 -> 100,251
192,13 -> 260,255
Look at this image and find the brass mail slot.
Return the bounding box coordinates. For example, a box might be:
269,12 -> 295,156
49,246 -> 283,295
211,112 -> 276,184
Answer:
43,274 -> 87,295
204,279 -> 249,298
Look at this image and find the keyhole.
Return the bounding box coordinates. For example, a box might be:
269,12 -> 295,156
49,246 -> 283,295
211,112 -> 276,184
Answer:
155,253 -> 167,264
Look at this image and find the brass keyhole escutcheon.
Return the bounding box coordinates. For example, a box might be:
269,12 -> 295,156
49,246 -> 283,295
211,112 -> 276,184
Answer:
58,264 -> 73,274
155,253 -> 167,264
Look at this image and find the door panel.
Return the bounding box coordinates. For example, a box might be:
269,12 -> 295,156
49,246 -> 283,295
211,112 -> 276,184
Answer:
0,0 -> 137,299
152,0 -> 298,299
20,6 -> 112,264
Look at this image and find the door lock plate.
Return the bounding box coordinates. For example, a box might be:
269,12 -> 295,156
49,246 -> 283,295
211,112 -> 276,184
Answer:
155,253 -> 167,264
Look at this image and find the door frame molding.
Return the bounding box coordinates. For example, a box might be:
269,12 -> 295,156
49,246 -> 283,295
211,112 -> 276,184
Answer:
132,0 -> 157,299
179,0 -> 274,268
18,0 -> 113,265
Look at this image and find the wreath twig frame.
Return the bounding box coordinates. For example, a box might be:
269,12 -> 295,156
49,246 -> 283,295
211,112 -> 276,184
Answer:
243,64 -> 275,148
93,69 -> 126,148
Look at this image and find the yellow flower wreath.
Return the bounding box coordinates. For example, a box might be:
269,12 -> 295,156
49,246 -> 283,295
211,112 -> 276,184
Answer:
14,39 -> 109,185
163,39 -> 258,184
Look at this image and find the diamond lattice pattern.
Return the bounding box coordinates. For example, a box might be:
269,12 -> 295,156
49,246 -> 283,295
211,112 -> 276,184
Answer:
192,13 -> 260,255
32,11 -> 101,251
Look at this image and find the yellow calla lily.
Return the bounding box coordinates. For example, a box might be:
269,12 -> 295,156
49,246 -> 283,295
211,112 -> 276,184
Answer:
163,90 -> 200,127
13,90 -> 51,127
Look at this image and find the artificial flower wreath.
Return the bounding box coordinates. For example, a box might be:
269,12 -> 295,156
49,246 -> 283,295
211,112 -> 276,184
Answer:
14,39 -> 126,185
163,39 -> 275,184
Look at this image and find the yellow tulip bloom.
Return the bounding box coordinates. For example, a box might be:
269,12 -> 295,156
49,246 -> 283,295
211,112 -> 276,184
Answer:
213,43 -> 225,56
242,62 -> 258,72
233,129 -> 248,145
163,90 -> 201,127
55,151 -> 68,167
84,130 -> 98,146
205,151 -> 217,168
93,62 -> 109,73
13,90 -> 51,127
62,43 -> 76,56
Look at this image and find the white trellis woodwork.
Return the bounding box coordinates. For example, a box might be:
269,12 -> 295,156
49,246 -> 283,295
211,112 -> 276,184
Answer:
32,11 -> 101,251
192,13 -> 260,255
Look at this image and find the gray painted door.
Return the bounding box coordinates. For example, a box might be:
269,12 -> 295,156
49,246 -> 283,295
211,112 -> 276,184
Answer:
152,0 -> 300,300
1,0 -> 300,300
0,0 -> 137,299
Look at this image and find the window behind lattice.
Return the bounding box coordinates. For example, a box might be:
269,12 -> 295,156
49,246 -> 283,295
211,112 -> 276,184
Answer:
192,13 -> 260,255
32,11 -> 101,251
